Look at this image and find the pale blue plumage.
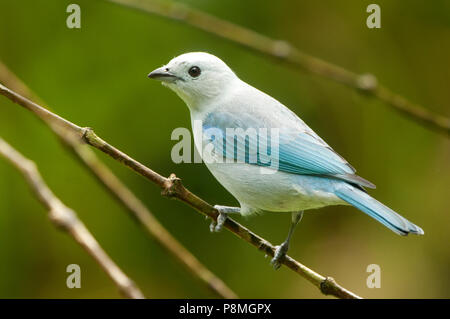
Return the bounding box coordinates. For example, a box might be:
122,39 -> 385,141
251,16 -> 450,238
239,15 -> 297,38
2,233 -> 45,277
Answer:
334,184 -> 423,235
202,109 -> 423,235
149,52 -> 424,267
200,106 -> 425,236
202,111 -> 375,189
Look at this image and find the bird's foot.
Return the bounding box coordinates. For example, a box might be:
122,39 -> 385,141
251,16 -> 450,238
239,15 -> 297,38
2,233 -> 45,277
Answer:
209,206 -> 228,232
270,241 -> 289,270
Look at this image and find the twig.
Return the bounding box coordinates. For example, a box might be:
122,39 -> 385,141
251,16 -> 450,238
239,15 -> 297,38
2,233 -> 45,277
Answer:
0,61 -> 237,299
0,83 -> 362,299
105,0 -> 450,137
0,137 -> 144,299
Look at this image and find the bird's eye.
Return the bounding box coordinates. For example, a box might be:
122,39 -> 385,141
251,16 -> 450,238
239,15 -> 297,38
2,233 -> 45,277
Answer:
188,66 -> 201,78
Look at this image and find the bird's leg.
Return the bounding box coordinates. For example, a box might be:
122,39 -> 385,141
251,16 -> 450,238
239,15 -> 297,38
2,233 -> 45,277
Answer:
210,205 -> 240,232
271,211 -> 303,270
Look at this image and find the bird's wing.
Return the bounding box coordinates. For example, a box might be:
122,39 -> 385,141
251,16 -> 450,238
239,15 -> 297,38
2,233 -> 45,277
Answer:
202,108 -> 375,189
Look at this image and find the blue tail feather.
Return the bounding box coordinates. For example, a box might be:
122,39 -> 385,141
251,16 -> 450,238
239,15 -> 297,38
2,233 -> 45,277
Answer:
335,185 -> 424,236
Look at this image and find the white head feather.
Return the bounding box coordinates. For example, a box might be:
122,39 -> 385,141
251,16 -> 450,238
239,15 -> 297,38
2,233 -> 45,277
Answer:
149,52 -> 237,110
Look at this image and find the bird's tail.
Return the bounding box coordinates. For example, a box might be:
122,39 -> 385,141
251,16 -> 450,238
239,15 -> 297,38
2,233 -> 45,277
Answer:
335,184 -> 424,236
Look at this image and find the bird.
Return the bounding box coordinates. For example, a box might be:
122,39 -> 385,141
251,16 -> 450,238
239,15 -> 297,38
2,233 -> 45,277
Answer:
148,52 -> 424,269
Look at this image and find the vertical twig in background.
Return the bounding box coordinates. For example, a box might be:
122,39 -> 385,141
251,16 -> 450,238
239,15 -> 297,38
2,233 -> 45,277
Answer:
106,0 -> 450,137
0,83 -> 362,299
0,61 -> 237,299
0,137 -> 144,299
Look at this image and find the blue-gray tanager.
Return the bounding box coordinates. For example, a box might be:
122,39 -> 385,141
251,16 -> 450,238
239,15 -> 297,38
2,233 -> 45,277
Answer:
148,52 -> 424,268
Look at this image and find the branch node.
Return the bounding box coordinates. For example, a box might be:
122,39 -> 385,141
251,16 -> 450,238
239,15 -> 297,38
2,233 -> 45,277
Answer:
272,40 -> 292,58
356,73 -> 378,93
320,276 -> 338,296
48,202 -> 77,230
82,127 -> 104,147
161,173 -> 183,198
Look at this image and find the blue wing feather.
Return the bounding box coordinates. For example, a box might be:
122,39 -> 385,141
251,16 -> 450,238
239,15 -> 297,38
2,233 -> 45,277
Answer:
202,111 -> 375,188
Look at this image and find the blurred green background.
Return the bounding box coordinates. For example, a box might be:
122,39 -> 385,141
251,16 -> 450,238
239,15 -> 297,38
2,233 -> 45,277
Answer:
0,0 -> 449,298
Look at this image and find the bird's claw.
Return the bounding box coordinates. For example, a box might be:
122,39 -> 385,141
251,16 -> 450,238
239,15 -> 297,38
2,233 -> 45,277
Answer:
210,209 -> 228,232
209,219 -> 217,232
270,242 -> 289,270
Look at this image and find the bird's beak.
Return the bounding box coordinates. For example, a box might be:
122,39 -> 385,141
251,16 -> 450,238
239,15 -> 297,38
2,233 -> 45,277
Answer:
147,66 -> 179,83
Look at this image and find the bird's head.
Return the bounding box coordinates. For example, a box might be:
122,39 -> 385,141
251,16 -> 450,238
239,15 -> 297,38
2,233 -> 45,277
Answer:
148,52 -> 237,110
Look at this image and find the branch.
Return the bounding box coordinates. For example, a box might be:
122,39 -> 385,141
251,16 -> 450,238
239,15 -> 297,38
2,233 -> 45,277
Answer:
0,61 -> 237,299
0,137 -> 144,299
0,83 -> 361,299
106,0 -> 450,137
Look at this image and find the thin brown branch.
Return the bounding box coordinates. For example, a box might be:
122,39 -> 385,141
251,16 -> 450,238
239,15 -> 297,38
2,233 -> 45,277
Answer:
0,137 -> 144,299
0,83 -> 362,299
106,0 -> 450,136
0,61 -> 237,299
